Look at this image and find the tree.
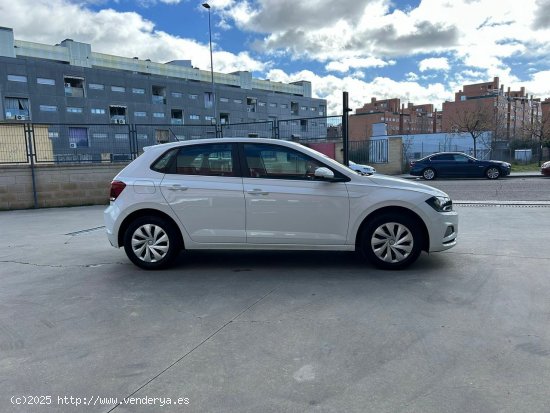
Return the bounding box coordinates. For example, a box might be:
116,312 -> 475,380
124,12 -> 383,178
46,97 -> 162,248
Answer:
523,109 -> 550,166
448,102 -> 493,157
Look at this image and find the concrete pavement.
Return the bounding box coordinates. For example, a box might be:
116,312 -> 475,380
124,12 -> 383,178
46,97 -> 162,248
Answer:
1,205 -> 550,412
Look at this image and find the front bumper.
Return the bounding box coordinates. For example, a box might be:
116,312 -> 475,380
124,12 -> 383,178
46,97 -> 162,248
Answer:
428,211 -> 459,252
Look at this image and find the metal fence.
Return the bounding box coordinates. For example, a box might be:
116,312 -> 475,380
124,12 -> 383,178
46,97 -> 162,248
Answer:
349,139 -> 389,164
0,117 -> 344,165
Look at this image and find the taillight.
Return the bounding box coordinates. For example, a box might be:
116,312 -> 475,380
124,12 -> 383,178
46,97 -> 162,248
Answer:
110,180 -> 126,201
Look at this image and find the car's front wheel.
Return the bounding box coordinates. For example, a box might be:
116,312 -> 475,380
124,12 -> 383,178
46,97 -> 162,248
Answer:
485,167 -> 501,179
422,168 -> 436,180
361,214 -> 423,270
123,216 -> 181,270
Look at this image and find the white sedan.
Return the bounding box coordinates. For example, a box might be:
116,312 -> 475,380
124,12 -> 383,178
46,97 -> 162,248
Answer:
105,138 -> 457,270
348,160 -> 376,175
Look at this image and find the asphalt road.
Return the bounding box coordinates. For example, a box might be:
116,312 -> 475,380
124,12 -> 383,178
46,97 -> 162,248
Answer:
411,176 -> 550,202
1,197 -> 550,413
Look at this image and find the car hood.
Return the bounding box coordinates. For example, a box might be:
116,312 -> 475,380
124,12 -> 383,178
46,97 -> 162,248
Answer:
361,174 -> 449,197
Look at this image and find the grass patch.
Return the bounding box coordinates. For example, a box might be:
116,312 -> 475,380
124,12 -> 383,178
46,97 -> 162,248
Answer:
511,162 -> 541,172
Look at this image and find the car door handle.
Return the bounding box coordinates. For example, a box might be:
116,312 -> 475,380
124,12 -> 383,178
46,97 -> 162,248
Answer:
167,184 -> 188,191
247,189 -> 269,195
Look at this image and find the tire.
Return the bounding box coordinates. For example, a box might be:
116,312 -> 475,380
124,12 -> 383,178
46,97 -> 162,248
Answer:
123,216 -> 181,270
361,214 -> 423,270
422,168 -> 436,180
485,166 -> 500,180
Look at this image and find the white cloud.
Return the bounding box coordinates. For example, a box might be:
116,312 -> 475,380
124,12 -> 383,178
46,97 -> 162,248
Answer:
325,57 -> 395,73
219,0 -> 550,84
0,0 -> 266,73
418,57 -> 449,72
266,69 -> 453,115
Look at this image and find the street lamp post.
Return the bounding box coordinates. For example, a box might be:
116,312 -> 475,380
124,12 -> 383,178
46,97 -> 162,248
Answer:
202,2 -> 217,137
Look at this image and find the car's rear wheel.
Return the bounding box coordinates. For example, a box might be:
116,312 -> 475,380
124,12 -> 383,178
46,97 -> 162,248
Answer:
361,214 -> 423,270
422,168 -> 436,180
123,216 -> 181,270
485,167 -> 500,179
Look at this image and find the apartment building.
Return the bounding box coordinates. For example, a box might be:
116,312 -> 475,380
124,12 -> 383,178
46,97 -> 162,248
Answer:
442,77 -> 542,142
0,27 -> 326,130
349,97 -> 442,141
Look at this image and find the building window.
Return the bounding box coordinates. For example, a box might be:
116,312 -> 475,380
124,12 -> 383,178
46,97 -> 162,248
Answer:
91,108 -> 105,115
109,106 -> 127,123
234,99 -> 242,104
189,94 -> 198,100
156,130 -> 169,144
220,97 -> 229,103
64,76 -> 85,97
37,78 -> 55,85
171,109 -> 184,125
132,88 -> 145,94
7,74 -> 27,82
152,86 -> 166,104
92,133 -> 108,139
171,92 -> 183,98
137,134 -> 148,140
189,114 -> 200,120
205,115 -> 214,122
48,131 -> 59,138
310,107 -> 316,111
220,113 -> 230,125
291,102 -> 299,115
115,133 -> 129,140
269,103 -> 277,108
247,97 -> 257,112
134,111 -> 147,117
68,127 -> 89,148
67,107 -> 83,113
89,83 -> 104,90
258,101 -> 266,107
204,92 -> 213,108
153,112 -> 165,118
111,86 -> 126,93
40,105 -> 58,112
300,106 -> 307,111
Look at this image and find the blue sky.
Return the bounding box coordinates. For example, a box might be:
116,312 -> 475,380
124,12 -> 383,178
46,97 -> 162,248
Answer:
2,0 -> 550,114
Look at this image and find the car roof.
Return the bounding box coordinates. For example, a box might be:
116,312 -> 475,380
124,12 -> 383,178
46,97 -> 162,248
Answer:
419,151 -> 471,160
144,137 -> 306,152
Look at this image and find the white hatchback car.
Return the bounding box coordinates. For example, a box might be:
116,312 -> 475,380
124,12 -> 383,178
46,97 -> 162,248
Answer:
104,138 -> 458,270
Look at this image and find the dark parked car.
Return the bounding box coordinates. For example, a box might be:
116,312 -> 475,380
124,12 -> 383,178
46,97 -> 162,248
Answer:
542,161 -> 550,176
410,152 -> 511,180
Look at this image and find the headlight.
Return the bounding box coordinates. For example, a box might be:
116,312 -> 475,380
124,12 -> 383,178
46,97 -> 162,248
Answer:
426,196 -> 453,212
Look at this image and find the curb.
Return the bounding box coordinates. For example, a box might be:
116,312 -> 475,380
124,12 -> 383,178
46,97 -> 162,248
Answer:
397,173 -> 542,180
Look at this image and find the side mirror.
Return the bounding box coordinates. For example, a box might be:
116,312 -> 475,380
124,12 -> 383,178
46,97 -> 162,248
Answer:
314,167 -> 335,179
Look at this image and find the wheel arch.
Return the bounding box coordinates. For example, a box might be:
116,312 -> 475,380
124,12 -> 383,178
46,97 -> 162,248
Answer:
118,208 -> 184,249
354,206 -> 430,252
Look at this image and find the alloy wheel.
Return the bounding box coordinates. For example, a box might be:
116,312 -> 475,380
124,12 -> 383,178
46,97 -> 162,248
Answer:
486,167 -> 500,179
423,168 -> 435,180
